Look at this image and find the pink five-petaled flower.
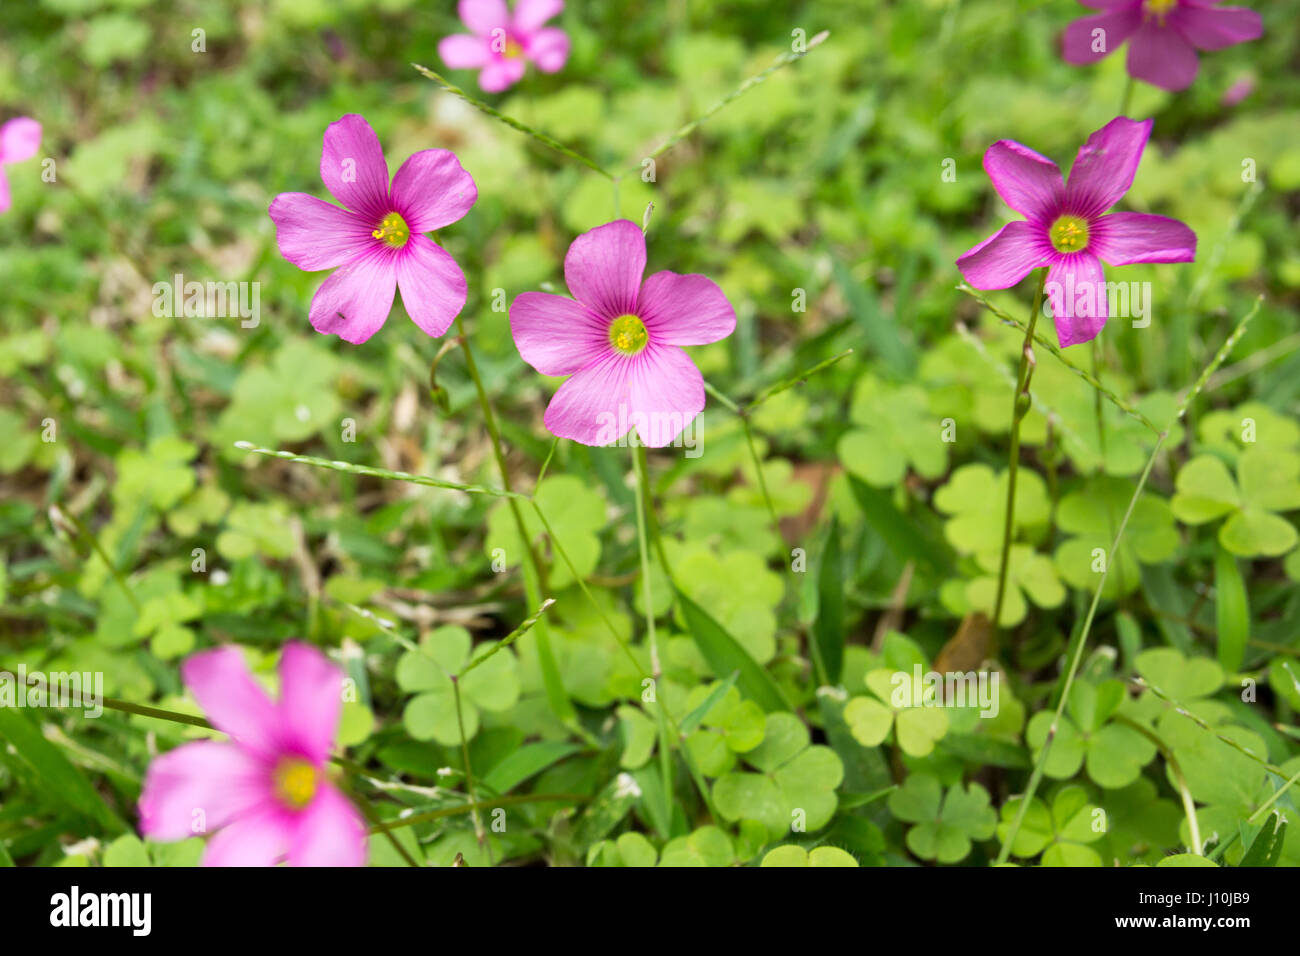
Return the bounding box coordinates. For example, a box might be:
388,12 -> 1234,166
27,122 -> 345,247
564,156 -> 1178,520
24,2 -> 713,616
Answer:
138,642 -> 366,867
438,0 -> 569,93
268,114 -> 477,344
0,117 -> 41,214
956,117 -> 1196,349
1063,1 -> 1262,92
510,219 -> 736,448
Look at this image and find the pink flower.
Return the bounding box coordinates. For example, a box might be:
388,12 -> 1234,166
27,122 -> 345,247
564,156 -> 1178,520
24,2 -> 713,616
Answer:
1062,1 -> 1262,92
0,116 -> 41,214
956,117 -> 1196,348
138,643 -> 366,867
268,114 -> 477,344
438,0 -> 569,93
510,220 -> 736,447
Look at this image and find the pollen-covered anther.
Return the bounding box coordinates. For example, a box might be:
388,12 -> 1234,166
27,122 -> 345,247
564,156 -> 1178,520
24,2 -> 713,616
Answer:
371,212 -> 410,248
273,758 -> 318,811
1145,0 -> 1179,23
1049,215 -> 1090,254
608,314 -> 649,355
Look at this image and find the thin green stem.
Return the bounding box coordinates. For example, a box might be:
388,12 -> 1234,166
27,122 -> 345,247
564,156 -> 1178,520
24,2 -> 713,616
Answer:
454,315 -> 576,730
233,443 -> 524,499
1119,75 -> 1136,117
412,64 -> 613,178
633,443 -> 674,814
997,298 -> 1260,865
452,676 -> 488,860
367,792 -> 590,835
1116,715 -> 1201,856
991,269 -> 1046,632
957,284 -> 1161,435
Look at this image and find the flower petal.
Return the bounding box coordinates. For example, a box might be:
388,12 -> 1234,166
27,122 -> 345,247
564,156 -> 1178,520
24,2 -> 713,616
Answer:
514,0 -> 563,31
459,0 -> 509,34
1061,8 -> 1142,64
390,149 -> 477,234
182,646 -> 284,758
479,58 -> 527,92
1125,21 -> 1199,91
0,169 -> 10,214
637,271 -> 736,346
320,114 -> 390,220
1065,116 -> 1152,219
564,219 -> 646,319
289,783 -> 367,867
525,27 -> 569,73
543,353 -> 633,445
308,248 -> 398,344
983,140 -> 1064,221
439,33 -> 491,69
627,346 -> 706,448
396,235 -> 468,338
1046,253 -> 1109,348
278,642 -> 343,765
1092,211 -> 1196,266
0,117 -> 41,164
138,741 -> 271,841
1171,4 -> 1262,51
510,291 -> 610,375
202,806 -> 292,867
956,220 -> 1049,290
268,193 -> 373,271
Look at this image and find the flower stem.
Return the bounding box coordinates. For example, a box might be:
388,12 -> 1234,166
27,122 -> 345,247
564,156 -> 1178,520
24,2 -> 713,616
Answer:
996,297 -> 1260,864
453,315 -> 576,730
632,442 -> 675,821
990,268 -> 1047,633
451,675 -> 490,862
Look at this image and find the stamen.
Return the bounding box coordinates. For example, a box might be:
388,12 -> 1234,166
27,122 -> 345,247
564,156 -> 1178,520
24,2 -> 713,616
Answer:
372,212 -> 410,248
273,758 -> 318,810
1144,0 -> 1178,23
608,314 -> 649,355
1049,215 -> 1090,254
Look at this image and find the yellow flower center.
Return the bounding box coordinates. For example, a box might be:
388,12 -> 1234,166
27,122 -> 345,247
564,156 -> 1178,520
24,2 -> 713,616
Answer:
1145,0 -> 1178,22
608,314 -> 649,355
372,211 -> 410,248
1049,215 -> 1090,254
504,39 -> 524,59
273,758 -> 318,811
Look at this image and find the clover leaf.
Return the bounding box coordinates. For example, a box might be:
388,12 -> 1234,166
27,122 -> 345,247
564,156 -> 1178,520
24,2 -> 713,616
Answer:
838,374 -> 948,488
487,474 -> 605,588
215,501 -> 296,560
934,464 -> 1050,557
397,625 -> 520,745
657,825 -> 736,867
588,832 -> 658,867
678,682 -> 765,776
887,773 -> 996,863
1025,680 -> 1156,789
997,786 -> 1104,866
1198,402 -> 1299,463
1053,477 -> 1180,597
666,540 -> 784,665
760,844 -> 858,867
1135,647 -> 1227,737
712,712 -> 844,839
845,667 -> 949,757
113,436 -> 196,511
214,340 -> 341,456
944,543 -> 1065,628
1171,449 -> 1300,557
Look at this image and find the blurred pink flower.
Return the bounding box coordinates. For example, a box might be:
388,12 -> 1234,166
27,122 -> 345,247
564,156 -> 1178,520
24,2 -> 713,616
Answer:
510,219 -> 735,447
269,114 -> 477,344
957,117 -> 1196,348
1221,74 -> 1255,105
138,643 -> 366,867
439,0 -> 569,93
1062,1 -> 1262,92
0,116 -> 41,213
